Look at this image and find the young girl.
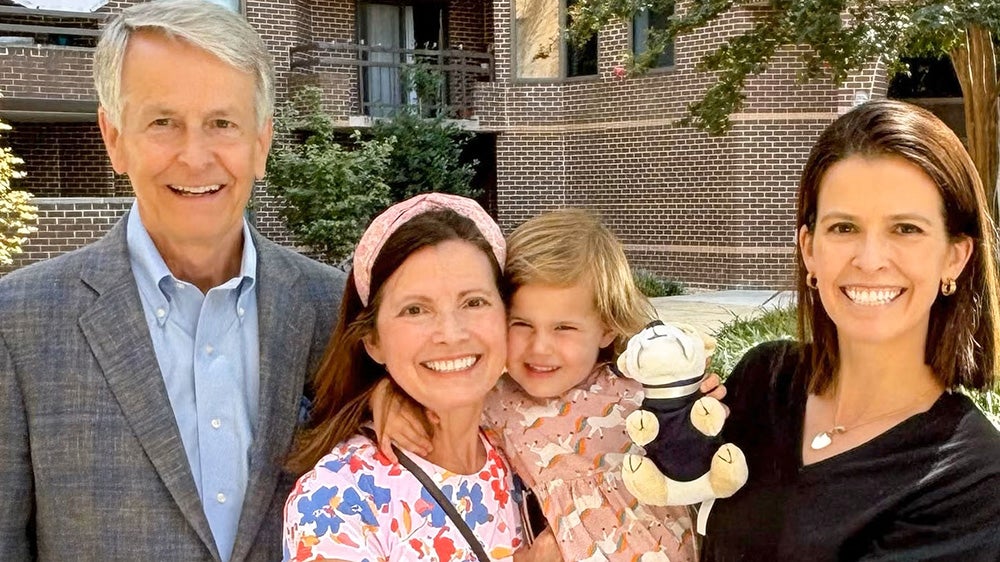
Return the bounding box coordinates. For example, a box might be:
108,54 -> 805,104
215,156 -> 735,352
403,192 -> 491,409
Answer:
375,209 -> 719,561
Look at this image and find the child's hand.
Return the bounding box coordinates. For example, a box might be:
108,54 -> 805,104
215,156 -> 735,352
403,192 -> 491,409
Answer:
370,378 -> 435,463
512,528 -> 560,561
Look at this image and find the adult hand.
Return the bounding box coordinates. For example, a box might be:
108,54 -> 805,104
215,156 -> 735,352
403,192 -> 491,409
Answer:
512,528 -> 561,562
700,372 -> 729,415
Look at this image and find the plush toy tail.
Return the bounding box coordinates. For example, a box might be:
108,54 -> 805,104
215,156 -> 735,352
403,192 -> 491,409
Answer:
696,498 -> 715,535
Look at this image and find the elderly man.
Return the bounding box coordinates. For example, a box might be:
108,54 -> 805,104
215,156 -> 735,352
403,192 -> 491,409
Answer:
0,1 -> 344,560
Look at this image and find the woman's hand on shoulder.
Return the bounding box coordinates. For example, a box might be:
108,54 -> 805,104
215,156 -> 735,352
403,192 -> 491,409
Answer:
369,378 -> 435,463
512,528 -> 561,562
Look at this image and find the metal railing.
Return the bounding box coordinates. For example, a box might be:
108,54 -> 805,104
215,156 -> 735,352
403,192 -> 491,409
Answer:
0,5 -> 106,47
290,40 -> 494,118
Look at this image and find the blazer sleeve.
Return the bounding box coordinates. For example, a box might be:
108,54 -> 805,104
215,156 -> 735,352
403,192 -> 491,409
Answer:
0,331 -> 34,560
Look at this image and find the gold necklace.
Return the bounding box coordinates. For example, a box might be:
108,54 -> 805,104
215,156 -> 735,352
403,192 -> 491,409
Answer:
809,386 -> 940,451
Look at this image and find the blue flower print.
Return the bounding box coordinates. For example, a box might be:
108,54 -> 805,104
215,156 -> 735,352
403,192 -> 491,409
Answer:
337,487 -> 378,526
358,474 -> 392,510
457,481 -> 489,529
296,485 -> 342,535
418,486 -> 448,527
320,456 -> 349,473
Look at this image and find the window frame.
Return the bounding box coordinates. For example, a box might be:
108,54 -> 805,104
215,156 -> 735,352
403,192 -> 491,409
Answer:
510,0 -> 599,84
630,6 -> 676,72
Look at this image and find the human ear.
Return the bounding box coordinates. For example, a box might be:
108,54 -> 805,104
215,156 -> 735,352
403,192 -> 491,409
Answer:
98,107 -> 128,175
945,235 -> 974,281
598,326 -> 616,350
798,224 -> 815,272
362,333 -> 385,365
254,116 -> 274,180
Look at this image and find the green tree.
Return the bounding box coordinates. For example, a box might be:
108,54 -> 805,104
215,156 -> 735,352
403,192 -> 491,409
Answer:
570,1 -> 1000,213
267,88 -> 394,263
266,84 -> 479,264
371,109 -> 480,202
0,115 -> 37,266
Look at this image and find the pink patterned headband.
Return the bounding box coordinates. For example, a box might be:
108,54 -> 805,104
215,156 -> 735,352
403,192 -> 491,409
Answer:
353,192 -> 506,306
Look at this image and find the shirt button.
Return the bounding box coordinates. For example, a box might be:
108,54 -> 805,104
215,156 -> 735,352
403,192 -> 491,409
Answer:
175,282 -> 185,290
155,308 -> 166,319
211,418 -> 222,429
216,492 -> 226,504
237,307 -> 245,317
205,345 -> 214,355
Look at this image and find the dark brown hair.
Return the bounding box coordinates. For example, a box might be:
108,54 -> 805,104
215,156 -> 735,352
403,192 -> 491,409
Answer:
286,209 -> 503,474
796,99 -> 999,394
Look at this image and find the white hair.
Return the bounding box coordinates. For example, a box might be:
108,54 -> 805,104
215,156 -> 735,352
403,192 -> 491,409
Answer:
93,0 -> 274,129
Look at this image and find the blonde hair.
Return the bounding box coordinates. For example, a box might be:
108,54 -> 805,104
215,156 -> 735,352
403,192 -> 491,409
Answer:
504,209 -> 655,360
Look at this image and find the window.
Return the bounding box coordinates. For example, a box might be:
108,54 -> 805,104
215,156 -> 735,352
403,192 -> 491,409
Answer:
565,0 -> 597,77
633,6 -> 674,68
204,0 -> 240,12
358,2 -> 445,116
514,0 -> 597,79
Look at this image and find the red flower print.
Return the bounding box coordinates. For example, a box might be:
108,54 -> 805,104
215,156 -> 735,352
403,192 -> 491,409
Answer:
433,527 -> 457,560
491,478 -> 510,507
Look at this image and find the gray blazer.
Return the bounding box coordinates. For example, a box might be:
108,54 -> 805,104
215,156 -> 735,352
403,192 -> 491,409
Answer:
0,216 -> 345,561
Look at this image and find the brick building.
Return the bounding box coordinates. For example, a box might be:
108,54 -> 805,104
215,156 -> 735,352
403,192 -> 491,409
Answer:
0,0 -> 892,288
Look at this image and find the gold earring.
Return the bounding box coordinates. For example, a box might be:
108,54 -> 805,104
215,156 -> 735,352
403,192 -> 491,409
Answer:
806,272 -> 818,290
941,278 -> 957,296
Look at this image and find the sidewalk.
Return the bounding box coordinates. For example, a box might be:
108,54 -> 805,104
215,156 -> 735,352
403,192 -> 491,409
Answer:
650,290 -> 795,336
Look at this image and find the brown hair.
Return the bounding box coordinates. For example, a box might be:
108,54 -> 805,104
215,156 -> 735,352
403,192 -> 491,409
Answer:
796,99 -> 1000,394
503,209 -> 655,362
286,209 -> 503,474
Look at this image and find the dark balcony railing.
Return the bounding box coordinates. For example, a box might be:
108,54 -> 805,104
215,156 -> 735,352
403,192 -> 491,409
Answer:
290,41 -> 494,119
0,5 -> 106,48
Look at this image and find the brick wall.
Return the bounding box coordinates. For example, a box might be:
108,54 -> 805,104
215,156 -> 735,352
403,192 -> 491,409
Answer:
6,122 -> 117,197
1,0 -> 891,291
0,198 -> 132,275
475,1 -> 888,289
0,46 -> 95,100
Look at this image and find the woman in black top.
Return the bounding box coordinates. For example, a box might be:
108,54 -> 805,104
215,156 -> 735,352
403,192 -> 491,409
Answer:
703,100 -> 1000,561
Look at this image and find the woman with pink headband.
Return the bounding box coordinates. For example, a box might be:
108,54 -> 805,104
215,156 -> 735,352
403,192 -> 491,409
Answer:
281,193 -> 559,561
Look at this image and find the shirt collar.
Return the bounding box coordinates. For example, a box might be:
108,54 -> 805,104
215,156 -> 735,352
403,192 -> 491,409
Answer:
126,202 -> 258,320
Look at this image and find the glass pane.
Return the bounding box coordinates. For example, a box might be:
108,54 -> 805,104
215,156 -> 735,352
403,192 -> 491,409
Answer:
362,3 -> 403,117
515,0 -> 561,78
204,0 -> 239,11
633,7 -> 674,67
565,0 -> 597,76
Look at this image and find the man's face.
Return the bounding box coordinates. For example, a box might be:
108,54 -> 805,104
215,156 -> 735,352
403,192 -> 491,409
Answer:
98,30 -> 272,251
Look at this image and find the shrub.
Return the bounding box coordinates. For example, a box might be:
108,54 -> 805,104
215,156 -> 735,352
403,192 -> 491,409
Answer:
267,88 -> 393,263
709,304 -> 797,380
0,114 -> 37,266
633,268 -> 684,297
370,109 -> 479,202
267,86 -> 480,263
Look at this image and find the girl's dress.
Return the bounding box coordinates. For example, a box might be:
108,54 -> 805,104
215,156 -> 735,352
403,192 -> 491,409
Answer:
283,432 -> 523,561
483,365 -> 697,561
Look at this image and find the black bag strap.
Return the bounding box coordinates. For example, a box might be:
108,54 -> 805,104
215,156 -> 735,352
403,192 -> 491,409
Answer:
392,445 -> 491,562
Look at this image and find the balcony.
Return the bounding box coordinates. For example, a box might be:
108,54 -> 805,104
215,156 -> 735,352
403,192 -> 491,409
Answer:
0,5 -> 105,121
290,41 -> 494,121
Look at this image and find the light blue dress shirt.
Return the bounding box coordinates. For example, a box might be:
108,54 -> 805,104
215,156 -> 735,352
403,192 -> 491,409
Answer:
126,204 -> 260,561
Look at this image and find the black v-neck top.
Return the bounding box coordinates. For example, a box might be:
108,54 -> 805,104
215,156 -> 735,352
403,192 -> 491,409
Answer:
702,340 -> 1000,561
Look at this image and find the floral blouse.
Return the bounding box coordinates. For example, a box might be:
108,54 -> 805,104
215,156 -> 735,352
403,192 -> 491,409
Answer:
283,432 -> 523,562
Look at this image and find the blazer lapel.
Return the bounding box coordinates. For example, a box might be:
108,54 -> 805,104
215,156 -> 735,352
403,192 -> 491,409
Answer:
231,234 -> 316,562
77,218 -> 220,560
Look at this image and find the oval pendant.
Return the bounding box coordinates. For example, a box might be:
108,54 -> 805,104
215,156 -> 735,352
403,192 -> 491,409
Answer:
810,431 -> 833,450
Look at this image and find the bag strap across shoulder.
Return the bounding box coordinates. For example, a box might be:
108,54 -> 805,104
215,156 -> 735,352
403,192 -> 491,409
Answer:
392,445 -> 491,562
